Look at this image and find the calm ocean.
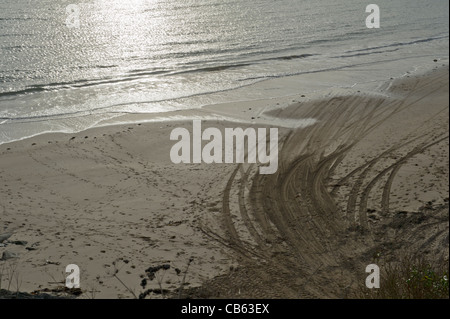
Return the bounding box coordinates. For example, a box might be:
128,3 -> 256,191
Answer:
0,0 -> 448,143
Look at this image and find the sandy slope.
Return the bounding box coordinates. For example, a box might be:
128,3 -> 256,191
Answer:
0,67 -> 448,299
190,67 -> 449,298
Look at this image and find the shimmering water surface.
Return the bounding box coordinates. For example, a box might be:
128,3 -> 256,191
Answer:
0,0 -> 448,143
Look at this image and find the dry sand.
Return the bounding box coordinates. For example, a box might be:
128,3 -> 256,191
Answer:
0,66 -> 448,299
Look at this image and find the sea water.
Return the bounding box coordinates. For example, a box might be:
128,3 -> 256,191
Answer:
0,0 -> 448,144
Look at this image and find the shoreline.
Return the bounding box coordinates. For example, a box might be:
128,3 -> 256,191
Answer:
0,65 -> 448,298
0,56 -> 448,147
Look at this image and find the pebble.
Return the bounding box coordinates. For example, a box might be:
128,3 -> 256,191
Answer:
1,251 -> 19,261
0,233 -> 13,243
11,240 -> 28,246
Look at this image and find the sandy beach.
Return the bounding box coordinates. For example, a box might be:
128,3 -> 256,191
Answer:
0,66 -> 448,299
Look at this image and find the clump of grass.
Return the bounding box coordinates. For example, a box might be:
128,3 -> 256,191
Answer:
358,255 -> 448,299
139,257 -> 194,299
0,261 -> 22,296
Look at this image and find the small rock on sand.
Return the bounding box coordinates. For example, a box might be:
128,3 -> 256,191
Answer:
0,233 -> 13,243
1,251 -> 19,261
11,240 -> 28,246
